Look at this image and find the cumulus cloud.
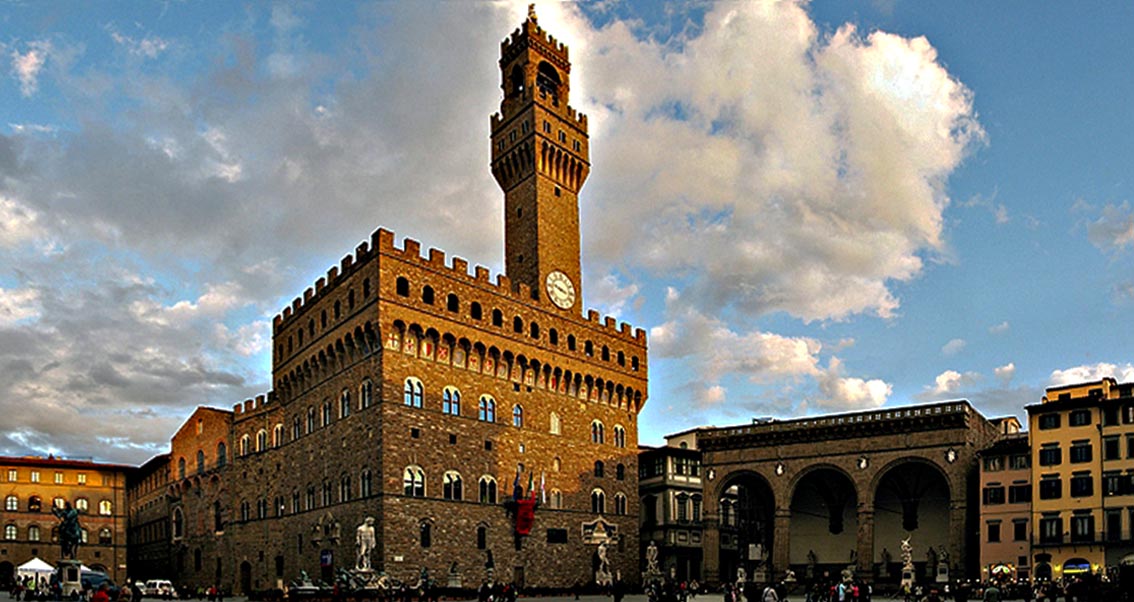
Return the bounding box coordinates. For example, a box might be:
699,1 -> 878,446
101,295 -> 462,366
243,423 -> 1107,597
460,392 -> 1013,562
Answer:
1050,362 -> 1134,386
580,1 -> 983,323
941,338 -> 966,356
11,41 -> 50,96
587,273 -> 640,318
1083,201 -> 1134,255
930,369 -> 981,394
109,31 -> 169,59
0,287 -> 41,325
994,362 -> 1015,385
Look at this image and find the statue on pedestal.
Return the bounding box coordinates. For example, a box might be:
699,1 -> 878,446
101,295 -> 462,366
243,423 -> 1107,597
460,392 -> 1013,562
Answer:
52,502 -> 82,560
595,541 -> 612,587
356,517 -> 376,571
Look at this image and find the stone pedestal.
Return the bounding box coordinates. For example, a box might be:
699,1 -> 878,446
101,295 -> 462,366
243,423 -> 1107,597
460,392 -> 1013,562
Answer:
58,559 -> 82,597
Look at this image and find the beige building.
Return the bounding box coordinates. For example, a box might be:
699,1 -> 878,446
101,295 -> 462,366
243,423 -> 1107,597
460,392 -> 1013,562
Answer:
638,428 -> 709,582
977,418 -> 1031,582
1025,378 -> 1134,582
0,456 -> 131,586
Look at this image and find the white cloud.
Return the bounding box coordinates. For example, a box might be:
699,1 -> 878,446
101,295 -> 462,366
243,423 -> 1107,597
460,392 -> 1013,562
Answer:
941,338 -> 966,356
0,287 -> 41,325
988,321 -> 1010,334
1084,202 -> 1134,254
1050,362 -> 1134,387
816,357 -> 891,410
576,2 -> 982,323
0,196 -> 44,248
109,31 -> 169,59
931,369 -> 980,394
994,362 -> 1015,385
11,41 -> 50,97
587,273 -> 639,318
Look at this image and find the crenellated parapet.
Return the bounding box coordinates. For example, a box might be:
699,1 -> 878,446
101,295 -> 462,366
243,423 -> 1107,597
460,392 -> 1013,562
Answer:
231,392 -> 277,420
273,227 -> 646,344
501,14 -> 570,72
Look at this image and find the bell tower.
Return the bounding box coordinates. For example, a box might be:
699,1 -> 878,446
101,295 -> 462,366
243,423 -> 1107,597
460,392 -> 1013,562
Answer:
491,5 -> 589,312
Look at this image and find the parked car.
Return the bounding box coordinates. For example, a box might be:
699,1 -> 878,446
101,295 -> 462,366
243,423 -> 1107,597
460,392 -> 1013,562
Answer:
143,579 -> 178,599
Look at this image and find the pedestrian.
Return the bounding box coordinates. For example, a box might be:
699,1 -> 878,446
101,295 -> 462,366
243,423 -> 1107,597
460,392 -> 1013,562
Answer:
982,583 -> 999,602
762,583 -> 779,602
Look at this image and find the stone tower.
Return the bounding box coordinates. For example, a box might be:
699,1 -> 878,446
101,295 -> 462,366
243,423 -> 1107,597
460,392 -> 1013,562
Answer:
491,5 -> 589,313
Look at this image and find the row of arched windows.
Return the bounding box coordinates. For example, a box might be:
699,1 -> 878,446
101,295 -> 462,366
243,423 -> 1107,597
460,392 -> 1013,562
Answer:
277,277 -> 373,361
3,524 -> 111,544
177,443 -> 227,480
402,377 -> 626,447
392,278 -> 641,373
230,469 -> 376,524
4,495 -> 112,515
386,321 -> 643,416
235,381 -> 376,459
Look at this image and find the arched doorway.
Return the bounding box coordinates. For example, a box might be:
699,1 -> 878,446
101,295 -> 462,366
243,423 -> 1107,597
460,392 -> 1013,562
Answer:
1062,558 -> 1091,576
1034,562 -> 1052,582
873,460 -> 951,583
718,472 -> 775,583
790,467 -> 858,579
239,561 -> 252,594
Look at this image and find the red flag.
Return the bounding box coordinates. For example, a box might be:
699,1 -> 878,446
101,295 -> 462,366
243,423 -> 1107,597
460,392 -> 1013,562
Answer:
515,497 -> 536,535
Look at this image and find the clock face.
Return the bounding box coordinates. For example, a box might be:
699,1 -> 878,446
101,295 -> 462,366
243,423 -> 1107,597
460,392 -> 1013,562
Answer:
545,270 -> 576,309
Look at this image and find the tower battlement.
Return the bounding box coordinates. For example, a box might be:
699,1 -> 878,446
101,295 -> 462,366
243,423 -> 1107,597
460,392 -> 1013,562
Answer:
272,227 -> 645,343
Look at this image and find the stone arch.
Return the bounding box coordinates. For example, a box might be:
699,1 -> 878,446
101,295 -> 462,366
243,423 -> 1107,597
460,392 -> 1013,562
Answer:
871,457 -> 953,579
788,465 -> 859,568
713,470 -> 776,583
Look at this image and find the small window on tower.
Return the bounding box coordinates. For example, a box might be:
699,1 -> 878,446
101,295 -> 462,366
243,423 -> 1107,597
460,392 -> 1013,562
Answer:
555,187 -> 561,197
498,140 -> 504,151
543,121 -> 551,133
522,121 -> 530,134
558,131 -> 566,143
573,140 -> 581,152
510,131 -> 517,143
517,207 -> 522,217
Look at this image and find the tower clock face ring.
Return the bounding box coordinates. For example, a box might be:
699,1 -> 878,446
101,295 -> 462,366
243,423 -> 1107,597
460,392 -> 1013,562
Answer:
545,270 -> 576,309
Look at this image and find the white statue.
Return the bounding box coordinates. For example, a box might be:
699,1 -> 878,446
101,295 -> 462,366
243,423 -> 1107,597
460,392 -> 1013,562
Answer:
356,517 -> 376,570
646,540 -> 659,574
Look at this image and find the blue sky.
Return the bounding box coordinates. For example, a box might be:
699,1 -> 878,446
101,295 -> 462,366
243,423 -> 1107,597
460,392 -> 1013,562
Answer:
1,1 -> 1133,463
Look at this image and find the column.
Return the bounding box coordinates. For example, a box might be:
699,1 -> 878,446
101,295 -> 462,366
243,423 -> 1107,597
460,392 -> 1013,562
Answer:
702,517 -> 721,585
949,497 -> 966,577
772,507 -> 791,580
856,503 -> 875,581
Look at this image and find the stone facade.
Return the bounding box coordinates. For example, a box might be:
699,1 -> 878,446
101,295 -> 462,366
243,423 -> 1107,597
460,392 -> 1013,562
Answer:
125,453 -> 172,582
0,456 -> 131,586
128,9 -> 648,594
698,402 -> 1004,586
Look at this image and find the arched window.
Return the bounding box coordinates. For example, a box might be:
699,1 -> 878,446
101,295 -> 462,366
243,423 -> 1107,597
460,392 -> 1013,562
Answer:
322,400 -> 333,426
340,474 -> 352,502
28,496 -> 41,512
590,489 -> 606,514
443,471 -> 463,500
419,520 -> 432,548
594,461 -> 604,478
348,289 -> 355,310
550,489 -> 562,509
273,424 -> 284,447
403,466 -> 425,498
321,310 -> 328,329
360,469 -> 373,498
340,389 -> 351,418
470,302 -> 483,320
616,463 -> 625,481
602,346 -> 610,362
422,286 -> 435,305
549,328 -> 558,346
553,457 -> 561,472
585,340 -> 594,356
478,476 -> 498,504
308,319 -> 314,338
360,380 -> 373,409
196,450 -> 205,474
476,524 -> 487,549
613,425 -> 626,448
447,294 -> 459,312
512,404 -> 524,428
214,501 -> 224,532
27,524 -> 40,541
549,412 -> 561,435
513,316 -> 523,333
257,429 -> 268,452
396,277 -> 410,296
217,442 -> 227,467
692,495 -> 702,522
4,524 -> 16,540
306,407 -> 316,433
99,527 -> 112,545
591,420 -> 605,444
4,495 -> 16,511
53,497 -> 65,510
172,507 -> 184,539
99,500 -> 112,516
443,387 -> 461,416
240,435 -> 250,457
530,322 -> 540,339
614,494 -> 627,516
333,300 -> 341,320
178,457 -> 186,479
75,498 -> 89,513
492,309 -> 503,327
478,396 -> 496,422
404,377 -> 423,408
363,278 -> 371,298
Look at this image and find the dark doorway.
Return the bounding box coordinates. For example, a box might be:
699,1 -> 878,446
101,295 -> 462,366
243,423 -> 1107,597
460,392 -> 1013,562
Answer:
239,561 -> 252,594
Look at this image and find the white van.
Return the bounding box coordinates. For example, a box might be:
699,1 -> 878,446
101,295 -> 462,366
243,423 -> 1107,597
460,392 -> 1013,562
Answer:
143,580 -> 177,599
